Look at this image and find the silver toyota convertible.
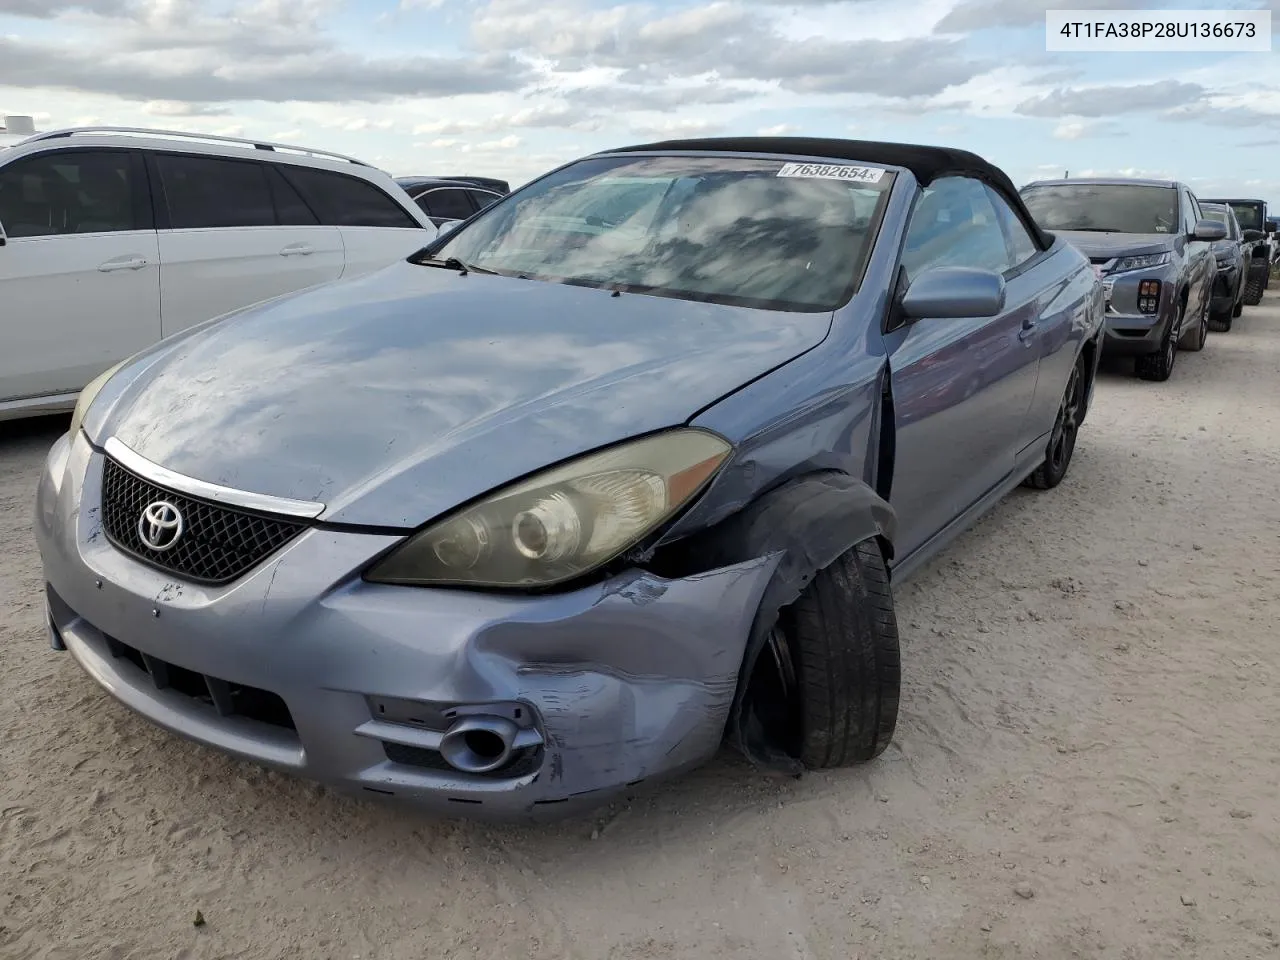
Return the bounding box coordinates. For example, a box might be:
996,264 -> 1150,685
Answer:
35,137 -> 1104,819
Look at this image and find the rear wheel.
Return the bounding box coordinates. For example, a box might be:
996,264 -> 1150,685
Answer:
1024,354 -> 1085,490
1136,301 -> 1180,381
1209,307 -> 1233,332
1181,295 -> 1209,352
774,539 -> 901,768
1244,269 -> 1265,306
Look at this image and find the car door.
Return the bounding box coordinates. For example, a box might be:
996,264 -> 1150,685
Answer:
150,152 -> 345,337
884,175 -> 1043,561
414,186 -> 479,228
277,165 -> 434,280
986,183 -> 1077,453
0,147 -> 160,404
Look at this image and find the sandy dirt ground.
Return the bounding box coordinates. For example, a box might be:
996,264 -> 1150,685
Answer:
2,292 -> 1279,960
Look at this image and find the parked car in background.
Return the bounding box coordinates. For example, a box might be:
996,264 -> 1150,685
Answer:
0,126 -> 436,422
1200,198 -> 1275,305
37,135 -> 1104,818
1198,201 -> 1249,331
395,176 -> 510,228
1020,177 -> 1224,382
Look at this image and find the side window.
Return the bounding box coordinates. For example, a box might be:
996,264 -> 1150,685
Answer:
901,176 -> 1014,279
265,166 -> 319,225
1180,190 -> 1197,234
469,189 -> 502,211
156,154 -> 275,229
279,166 -> 419,228
0,150 -> 138,238
420,188 -> 476,224
984,184 -> 1040,269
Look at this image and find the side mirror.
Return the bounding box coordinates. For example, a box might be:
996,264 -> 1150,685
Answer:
1242,228 -> 1264,243
0,219 -> 7,247
435,219 -> 462,238
1192,218 -> 1227,242
1266,221 -> 1277,234
900,266 -> 1006,320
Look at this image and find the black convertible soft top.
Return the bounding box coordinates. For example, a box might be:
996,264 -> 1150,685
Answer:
601,135 -> 1055,249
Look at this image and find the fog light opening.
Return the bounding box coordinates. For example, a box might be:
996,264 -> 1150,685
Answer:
463,729 -> 506,761
1137,279 -> 1161,314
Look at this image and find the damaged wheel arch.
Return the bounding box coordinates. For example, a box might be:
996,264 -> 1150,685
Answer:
644,470 -> 898,773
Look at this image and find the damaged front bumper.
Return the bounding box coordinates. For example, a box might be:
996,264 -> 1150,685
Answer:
34,431 -> 779,820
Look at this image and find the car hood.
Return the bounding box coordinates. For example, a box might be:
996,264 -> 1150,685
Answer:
1051,231 -> 1178,260
94,261 -> 830,527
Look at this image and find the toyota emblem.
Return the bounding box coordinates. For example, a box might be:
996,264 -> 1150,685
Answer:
138,501 -> 184,552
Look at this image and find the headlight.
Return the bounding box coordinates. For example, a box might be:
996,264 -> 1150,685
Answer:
365,428 -> 732,588
68,360 -> 126,439
1112,252 -> 1170,273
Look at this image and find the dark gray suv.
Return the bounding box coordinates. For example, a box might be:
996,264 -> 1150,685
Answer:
1021,178 -> 1225,382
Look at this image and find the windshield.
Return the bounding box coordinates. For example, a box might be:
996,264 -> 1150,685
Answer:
1020,183 -> 1179,234
1227,202 -> 1262,231
427,154 -> 896,312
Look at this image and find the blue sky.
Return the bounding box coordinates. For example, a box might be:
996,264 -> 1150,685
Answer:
1,0 -> 1277,200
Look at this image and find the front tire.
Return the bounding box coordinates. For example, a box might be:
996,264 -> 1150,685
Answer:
1024,353 -> 1084,490
1135,301 -> 1181,381
777,539 -> 900,768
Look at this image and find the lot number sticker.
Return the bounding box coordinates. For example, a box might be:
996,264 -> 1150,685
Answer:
776,162 -> 886,183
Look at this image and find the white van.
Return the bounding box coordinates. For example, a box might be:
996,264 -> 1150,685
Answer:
0,126 -> 437,420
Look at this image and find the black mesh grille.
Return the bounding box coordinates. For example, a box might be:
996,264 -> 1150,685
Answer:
100,457 -> 307,585
103,633 -> 297,732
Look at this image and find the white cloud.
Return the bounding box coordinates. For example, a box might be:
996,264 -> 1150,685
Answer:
758,122 -> 801,135
1018,80 -> 1204,118
475,134 -> 522,150
1052,118 -> 1123,140
625,117 -> 723,136
142,100 -> 231,118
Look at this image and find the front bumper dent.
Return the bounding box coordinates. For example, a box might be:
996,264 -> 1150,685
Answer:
35,432 -> 779,820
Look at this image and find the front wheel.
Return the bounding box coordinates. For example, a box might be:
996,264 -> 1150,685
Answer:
1135,302 -> 1180,381
1024,354 -> 1084,490
776,539 -> 901,768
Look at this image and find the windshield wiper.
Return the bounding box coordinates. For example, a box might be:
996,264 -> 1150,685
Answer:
415,256 -> 500,276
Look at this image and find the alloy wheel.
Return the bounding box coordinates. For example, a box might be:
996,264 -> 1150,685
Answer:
1049,364 -> 1082,475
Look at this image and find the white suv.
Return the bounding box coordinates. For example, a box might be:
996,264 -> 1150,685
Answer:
0,126 -> 437,421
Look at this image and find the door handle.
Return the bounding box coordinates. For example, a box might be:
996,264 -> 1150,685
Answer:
280,243 -> 315,257
1018,316 -> 1038,343
98,256 -> 149,272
